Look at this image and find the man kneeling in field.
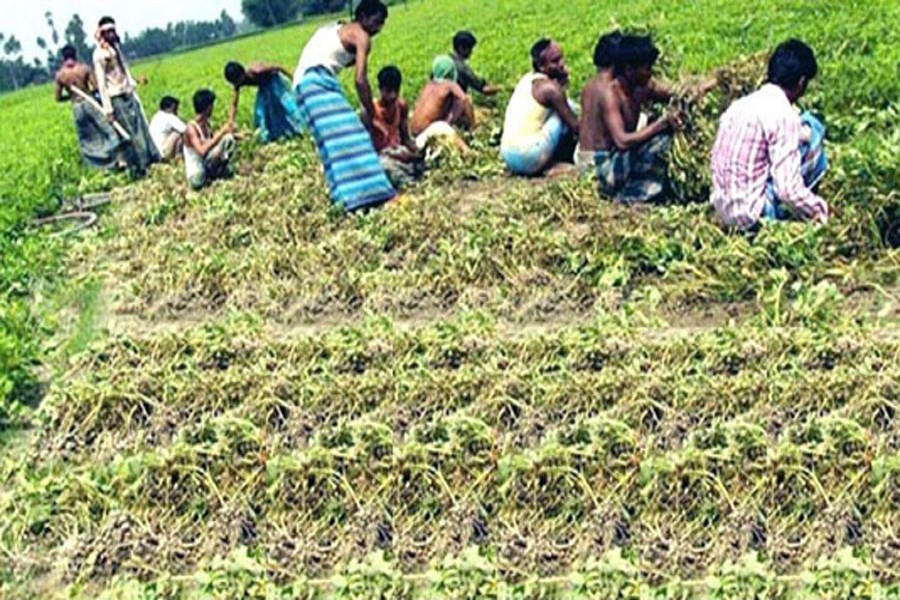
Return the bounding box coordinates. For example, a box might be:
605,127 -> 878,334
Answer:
500,39 -> 580,176
711,39 -> 828,230
410,55 -> 473,152
578,34 -> 681,203
183,89 -> 238,190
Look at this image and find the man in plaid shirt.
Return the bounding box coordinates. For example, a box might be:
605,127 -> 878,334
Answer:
711,39 -> 829,230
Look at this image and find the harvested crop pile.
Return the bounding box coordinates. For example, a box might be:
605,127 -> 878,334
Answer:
668,53 -> 769,204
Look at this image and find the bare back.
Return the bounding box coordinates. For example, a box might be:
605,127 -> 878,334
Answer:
56,62 -> 95,100
411,81 -> 463,135
579,70 -> 613,152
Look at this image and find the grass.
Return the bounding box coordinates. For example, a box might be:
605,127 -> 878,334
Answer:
0,0 -> 898,597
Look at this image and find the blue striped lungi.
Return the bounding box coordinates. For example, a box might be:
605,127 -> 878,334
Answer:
295,66 -> 396,211
255,75 -> 304,143
763,111 -> 828,220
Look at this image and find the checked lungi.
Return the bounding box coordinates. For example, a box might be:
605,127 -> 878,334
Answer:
593,133 -> 672,205
71,100 -> 124,170
295,66 -> 396,211
111,93 -> 160,176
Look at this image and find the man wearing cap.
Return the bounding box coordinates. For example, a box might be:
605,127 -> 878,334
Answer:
409,55 -> 473,151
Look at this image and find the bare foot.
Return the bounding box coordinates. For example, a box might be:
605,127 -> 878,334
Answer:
546,163 -> 577,179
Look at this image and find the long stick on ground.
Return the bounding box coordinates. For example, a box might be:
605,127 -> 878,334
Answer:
69,86 -> 132,141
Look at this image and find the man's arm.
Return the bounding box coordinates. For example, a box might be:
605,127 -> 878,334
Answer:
644,79 -> 674,103
229,86 -> 240,124
54,78 -> 68,103
350,28 -> 377,124
768,114 -> 828,221
93,52 -> 114,117
534,80 -> 580,135
186,122 -> 232,158
599,87 -> 672,151
399,101 -> 418,152
446,83 -> 474,129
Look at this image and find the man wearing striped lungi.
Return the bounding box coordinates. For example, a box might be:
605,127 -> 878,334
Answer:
292,0 -> 397,211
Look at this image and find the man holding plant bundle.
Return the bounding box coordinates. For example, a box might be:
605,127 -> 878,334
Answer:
576,34 -> 682,204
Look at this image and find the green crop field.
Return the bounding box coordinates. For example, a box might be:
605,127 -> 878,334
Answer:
1,0 -> 899,597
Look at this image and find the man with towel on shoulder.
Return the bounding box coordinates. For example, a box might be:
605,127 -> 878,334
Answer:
410,55 -> 474,152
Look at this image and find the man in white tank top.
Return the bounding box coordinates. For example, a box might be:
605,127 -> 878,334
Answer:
290,0 -> 398,211
500,39 -> 580,176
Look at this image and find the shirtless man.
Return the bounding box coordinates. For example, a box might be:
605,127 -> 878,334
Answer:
576,31 -> 622,171
55,44 -> 124,169
577,34 -> 681,203
410,55 -> 473,151
225,61 -> 303,142
581,34 -> 716,203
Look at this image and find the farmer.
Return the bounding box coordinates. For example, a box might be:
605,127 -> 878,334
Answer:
54,44 -> 125,170
149,96 -> 187,162
183,88 -> 238,190
368,66 -> 425,189
410,55 -> 473,152
575,31 -> 623,172
500,39 -> 580,176
224,61 -> 303,143
93,16 -> 159,177
577,34 -> 681,204
711,39 -> 828,229
292,0 -> 396,211
448,31 -> 500,97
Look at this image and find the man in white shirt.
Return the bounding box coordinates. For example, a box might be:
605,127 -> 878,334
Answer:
149,96 -> 187,162
93,15 -> 159,177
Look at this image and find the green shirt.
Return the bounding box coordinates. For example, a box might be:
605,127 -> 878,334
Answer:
451,52 -> 487,94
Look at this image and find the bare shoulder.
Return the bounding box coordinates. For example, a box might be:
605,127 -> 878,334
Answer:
534,77 -> 563,100
341,22 -> 368,47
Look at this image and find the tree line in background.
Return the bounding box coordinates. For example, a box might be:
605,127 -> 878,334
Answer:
0,11 -> 239,93
0,1 -> 407,94
241,0 -> 406,27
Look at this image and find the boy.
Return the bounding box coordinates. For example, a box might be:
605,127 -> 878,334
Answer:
183,88 -> 238,189
149,96 -> 187,162
369,66 -> 424,188
449,31 -> 500,97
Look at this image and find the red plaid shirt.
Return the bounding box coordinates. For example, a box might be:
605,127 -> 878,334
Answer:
711,84 -> 827,229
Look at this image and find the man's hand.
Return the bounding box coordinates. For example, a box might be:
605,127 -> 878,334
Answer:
665,107 -> 685,131
374,122 -> 390,139
105,110 -> 116,123
482,85 -> 501,96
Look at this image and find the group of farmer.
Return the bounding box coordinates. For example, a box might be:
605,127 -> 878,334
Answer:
56,1 -> 828,231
